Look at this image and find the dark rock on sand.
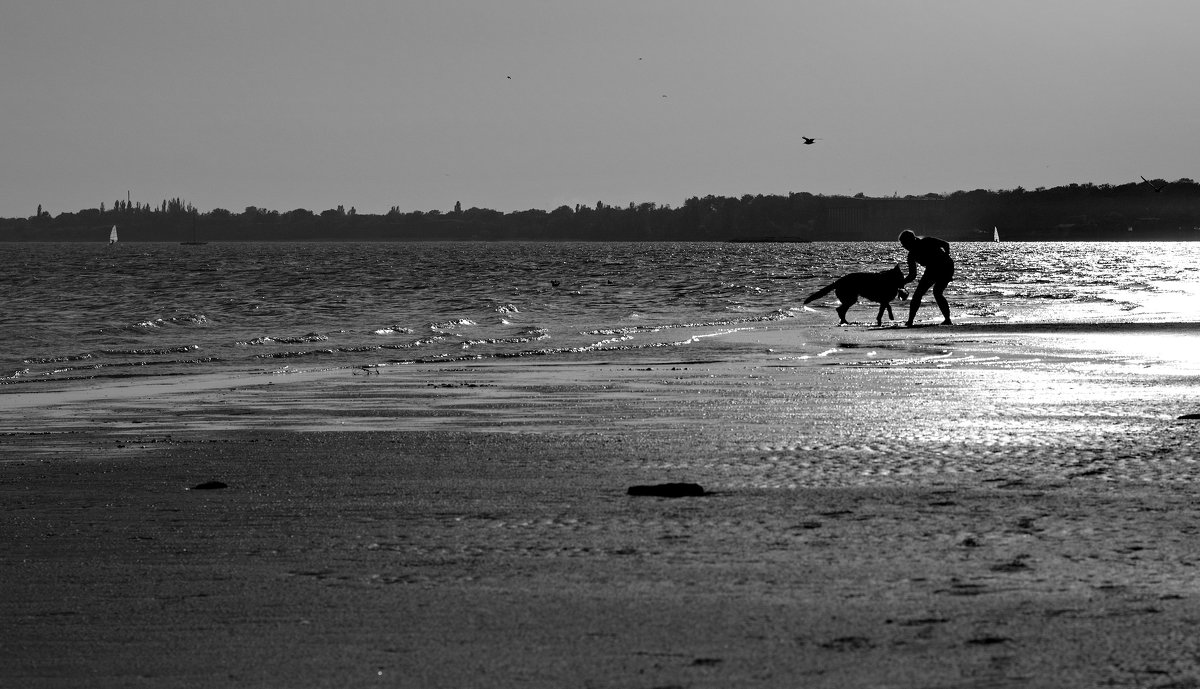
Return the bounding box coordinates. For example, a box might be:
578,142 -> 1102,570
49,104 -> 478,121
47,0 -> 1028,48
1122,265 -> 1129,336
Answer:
627,482 -> 706,497
965,636 -> 1011,646
189,480 -> 228,490
990,557 -> 1032,573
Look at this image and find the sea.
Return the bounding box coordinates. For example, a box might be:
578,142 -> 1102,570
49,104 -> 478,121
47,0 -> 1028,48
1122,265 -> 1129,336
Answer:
4,240 -> 1200,387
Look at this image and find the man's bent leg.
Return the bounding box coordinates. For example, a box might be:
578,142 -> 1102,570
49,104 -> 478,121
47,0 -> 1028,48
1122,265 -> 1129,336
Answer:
932,278 -> 951,324
907,276 -> 933,326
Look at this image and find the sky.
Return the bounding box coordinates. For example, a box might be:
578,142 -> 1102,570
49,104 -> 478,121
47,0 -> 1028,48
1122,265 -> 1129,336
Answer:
2,1 -> 1198,218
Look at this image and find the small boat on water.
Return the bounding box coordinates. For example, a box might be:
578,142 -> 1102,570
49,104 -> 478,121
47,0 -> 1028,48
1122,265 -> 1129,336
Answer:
181,213 -> 207,245
108,225 -> 118,245
993,226 -> 1000,243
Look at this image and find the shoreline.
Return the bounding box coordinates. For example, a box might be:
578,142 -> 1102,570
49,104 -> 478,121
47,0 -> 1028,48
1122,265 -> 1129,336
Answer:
6,319 -> 1200,686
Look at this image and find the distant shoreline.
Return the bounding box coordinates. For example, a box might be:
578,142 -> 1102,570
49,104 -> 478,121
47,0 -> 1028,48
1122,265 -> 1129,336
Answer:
5,180 -> 1200,242
5,237 -> 1200,243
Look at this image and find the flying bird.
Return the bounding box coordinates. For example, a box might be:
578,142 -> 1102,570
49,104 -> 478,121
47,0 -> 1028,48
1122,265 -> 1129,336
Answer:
802,137 -> 821,145
1141,176 -> 1167,192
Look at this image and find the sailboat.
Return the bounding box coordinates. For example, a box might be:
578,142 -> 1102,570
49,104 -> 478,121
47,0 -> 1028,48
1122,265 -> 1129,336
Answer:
108,225 -> 118,246
181,213 -> 207,245
993,226 -> 1000,243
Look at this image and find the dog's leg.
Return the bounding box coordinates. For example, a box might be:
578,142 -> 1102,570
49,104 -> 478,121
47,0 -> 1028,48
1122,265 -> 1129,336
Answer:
834,290 -> 856,324
877,302 -> 892,326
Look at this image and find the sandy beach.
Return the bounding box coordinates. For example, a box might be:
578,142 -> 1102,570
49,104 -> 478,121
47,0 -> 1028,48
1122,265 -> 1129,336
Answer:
6,320 -> 1200,688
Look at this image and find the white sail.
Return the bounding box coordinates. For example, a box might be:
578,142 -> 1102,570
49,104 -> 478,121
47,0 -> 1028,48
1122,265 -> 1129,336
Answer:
109,225 -> 118,244
993,226 -> 999,243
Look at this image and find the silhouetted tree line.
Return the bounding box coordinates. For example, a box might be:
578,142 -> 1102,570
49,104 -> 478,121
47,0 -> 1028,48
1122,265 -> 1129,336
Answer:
5,179 -> 1200,242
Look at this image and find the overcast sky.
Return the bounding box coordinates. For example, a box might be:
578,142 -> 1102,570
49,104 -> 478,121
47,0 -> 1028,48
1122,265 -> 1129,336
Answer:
2,1 -> 1197,217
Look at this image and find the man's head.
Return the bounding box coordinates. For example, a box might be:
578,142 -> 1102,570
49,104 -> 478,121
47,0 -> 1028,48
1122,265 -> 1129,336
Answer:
898,229 -> 917,248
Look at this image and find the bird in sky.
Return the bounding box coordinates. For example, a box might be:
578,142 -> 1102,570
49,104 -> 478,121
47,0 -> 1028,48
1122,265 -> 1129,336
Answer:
1141,176 -> 1167,192
802,137 -> 820,145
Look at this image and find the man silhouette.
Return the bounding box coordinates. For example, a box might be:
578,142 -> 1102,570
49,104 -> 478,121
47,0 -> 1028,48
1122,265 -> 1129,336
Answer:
898,229 -> 954,326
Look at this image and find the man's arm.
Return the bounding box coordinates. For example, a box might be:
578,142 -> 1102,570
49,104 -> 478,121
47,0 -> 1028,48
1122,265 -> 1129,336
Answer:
903,253 -> 917,284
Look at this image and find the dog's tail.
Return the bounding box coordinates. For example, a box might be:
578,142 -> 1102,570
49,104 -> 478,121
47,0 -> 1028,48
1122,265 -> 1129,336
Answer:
803,282 -> 837,304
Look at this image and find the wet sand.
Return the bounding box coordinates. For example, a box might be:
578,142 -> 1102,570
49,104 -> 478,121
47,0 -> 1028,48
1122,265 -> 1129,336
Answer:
5,321 -> 1200,687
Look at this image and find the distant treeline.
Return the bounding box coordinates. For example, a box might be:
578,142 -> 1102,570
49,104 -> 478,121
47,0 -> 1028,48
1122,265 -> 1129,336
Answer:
5,179 -> 1200,242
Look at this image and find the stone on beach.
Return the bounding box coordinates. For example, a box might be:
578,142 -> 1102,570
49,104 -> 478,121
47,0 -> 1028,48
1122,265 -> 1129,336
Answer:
188,480 -> 228,490
627,482 -> 706,497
